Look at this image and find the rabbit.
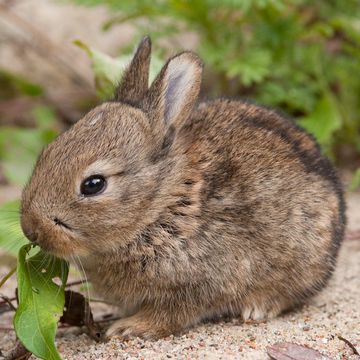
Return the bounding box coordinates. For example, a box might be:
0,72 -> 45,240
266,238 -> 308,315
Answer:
20,36 -> 346,339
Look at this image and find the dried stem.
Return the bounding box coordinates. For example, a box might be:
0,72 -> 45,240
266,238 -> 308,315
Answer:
0,267 -> 16,289
0,295 -> 16,311
65,280 -> 88,288
338,335 -> 359,355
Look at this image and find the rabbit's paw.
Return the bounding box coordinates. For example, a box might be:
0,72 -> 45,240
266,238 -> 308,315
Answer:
106,315 -> 173,340
241,303 -> 282,322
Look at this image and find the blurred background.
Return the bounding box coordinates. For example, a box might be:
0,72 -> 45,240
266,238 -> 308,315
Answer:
0,0 -> 360,236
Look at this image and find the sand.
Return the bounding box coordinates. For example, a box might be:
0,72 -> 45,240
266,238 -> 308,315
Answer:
0,192 -> 359,359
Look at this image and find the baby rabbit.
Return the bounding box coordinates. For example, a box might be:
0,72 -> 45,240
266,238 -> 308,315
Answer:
20,36 -> 345,339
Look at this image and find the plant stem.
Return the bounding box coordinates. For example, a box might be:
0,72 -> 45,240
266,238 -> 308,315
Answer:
65,279 -> 87,288
0,295 -> 16,311
0,266 -> 16,289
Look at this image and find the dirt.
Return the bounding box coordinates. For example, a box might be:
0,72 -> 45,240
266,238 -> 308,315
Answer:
0,192 -> 359,359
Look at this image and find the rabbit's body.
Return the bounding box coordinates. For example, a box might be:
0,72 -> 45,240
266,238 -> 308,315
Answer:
21,37 -> 345,339
80,99 -> 344,337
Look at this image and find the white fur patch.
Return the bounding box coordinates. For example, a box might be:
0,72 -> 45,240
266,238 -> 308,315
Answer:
88,112 -> 103,126
242,305 -> 267,321
82,159 -> 118,178
241,304 -> 280,321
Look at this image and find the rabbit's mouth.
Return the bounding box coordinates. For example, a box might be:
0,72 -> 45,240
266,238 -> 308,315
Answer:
38,229 -> 88,260
21,210 -> 88,259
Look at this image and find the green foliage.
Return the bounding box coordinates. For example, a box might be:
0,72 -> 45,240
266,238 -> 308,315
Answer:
74,39 -> 163,99
71,0 -> 360,161
0,200 -> 28,255
350,168 -> 360,191
14,244 -> 69,360
0,106 -> 58,186
299,94 -> 341,155
0,70 -> 43,99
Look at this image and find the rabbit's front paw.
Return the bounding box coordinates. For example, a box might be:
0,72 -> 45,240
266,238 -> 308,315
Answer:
106,314 -> 173,340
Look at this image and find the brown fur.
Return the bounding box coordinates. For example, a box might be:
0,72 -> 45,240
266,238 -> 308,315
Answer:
20,37 -> 346,339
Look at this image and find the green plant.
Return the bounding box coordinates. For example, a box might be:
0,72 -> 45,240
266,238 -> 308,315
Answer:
0,70 -> 43,99
350,168 -> 360,191
0,106 -> 59,187
14,245 -> 69,360
0,241 -> 69,360
73,39 -> 163,99
0,200 -> 27,254
70,0 -> 360,163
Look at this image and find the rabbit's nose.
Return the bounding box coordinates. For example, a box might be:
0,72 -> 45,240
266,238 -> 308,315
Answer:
25,230 -> 39,244
20,213 -> 39,244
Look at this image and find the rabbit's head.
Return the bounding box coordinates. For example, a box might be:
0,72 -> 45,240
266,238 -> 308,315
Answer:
20,37 -> 203,258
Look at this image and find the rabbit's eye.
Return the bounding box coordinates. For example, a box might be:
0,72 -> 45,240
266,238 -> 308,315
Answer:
80,175 -> 106,196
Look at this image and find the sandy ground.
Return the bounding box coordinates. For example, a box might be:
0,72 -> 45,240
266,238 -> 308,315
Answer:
0,192 -> 359,359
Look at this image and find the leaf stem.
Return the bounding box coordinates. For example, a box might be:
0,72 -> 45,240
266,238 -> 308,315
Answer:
65,279 -> 87,288
0,266 -> 16,289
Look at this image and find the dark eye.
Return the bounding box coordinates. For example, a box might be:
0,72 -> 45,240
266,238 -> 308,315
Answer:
80,175 -> 106,196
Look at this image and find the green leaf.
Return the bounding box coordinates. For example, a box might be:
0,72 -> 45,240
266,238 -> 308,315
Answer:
226,49 -> 271,86
0,107 -> 57,186
0,128 -> 43,186
0,70 -> 43,99
0,200 -> 28,255
73,39 -> 163,99
14,245 -> 69,360
299,95 -> 342,148
350,168 -> 360,191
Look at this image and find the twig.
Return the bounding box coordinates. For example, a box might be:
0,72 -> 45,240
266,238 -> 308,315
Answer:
0,296 -> 16,307
65,280 -> 88,288
0,267 -> 16,289
0,295 -> 16,311
0,296 -> 16,303
338,335 -> 359,355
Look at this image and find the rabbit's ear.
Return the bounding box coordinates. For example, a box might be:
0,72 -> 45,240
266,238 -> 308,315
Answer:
115,36 -> 151,103
143,52 -> 203,137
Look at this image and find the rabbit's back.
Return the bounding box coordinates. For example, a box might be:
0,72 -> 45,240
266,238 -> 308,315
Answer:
172,99 -> 345,314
